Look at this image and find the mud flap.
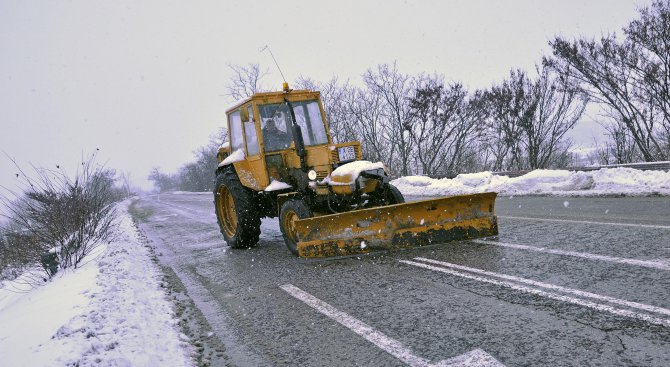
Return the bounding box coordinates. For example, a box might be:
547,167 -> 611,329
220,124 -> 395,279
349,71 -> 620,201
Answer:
295,192 -> 498,258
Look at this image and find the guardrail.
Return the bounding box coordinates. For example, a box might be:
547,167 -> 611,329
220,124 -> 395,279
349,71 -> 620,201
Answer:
493,161 -> 670,178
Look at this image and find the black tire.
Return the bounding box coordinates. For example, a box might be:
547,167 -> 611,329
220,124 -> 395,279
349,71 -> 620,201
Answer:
213,170 -> 261,248
387,184 -> 405,204
369,183 -> 405,206
279,199 -> 313,256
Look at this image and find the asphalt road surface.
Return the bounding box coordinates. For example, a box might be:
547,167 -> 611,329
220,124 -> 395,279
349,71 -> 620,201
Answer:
133,193 -> 670,366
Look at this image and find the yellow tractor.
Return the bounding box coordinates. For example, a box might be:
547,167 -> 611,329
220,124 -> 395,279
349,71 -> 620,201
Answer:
214,84 -> 498,258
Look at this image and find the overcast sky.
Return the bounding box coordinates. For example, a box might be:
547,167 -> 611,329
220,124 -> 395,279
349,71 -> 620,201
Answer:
0,0 -> 652,192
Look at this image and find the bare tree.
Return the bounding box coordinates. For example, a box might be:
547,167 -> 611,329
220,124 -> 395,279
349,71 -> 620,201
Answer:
624,0 -> 670,156
295,76 -> 357,143
364,63 -> 416,176
525,66 -> 587,168
548,1 -> 670,161
118,171 -> 135,197
483,66 -> 586,170
148,167 -> 176,192
484,69 -> 534,170
408,77 -> 485,176
594,121 -> 640,164
225,63 -> 269,101
345,86 -> 391,165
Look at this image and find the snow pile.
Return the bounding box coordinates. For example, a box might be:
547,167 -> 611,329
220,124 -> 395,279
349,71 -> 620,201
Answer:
0,259 -> 100,366
265,179 -> 292,191
392,168 -> 670,197
218,148 -> 244,166
328,160 -> 385,185
0,200 -> 193,367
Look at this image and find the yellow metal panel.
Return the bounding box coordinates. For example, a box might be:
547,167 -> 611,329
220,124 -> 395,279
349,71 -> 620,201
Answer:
233,160 -> 264,191
331,184 -> 353,195
284,145 -> 333,170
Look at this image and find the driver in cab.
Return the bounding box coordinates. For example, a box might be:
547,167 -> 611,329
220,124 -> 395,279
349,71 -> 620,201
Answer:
262,117 -> 292,151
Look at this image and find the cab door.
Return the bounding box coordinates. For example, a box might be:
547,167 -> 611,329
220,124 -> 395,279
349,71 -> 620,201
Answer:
234,103 -> 268,190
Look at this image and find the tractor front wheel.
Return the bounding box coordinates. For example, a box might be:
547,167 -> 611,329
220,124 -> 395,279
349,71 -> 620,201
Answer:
279,199 -> 312,256
369,183 -> 405,207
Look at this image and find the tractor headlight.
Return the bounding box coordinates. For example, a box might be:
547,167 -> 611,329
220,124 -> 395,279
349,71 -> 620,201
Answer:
308,170 -> 317,181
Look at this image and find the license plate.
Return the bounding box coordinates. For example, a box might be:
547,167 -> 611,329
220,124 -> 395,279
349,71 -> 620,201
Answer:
337,146 -> 356,162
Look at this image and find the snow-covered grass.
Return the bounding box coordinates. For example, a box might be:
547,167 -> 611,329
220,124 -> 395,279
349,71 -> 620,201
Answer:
392,167 -> 670,197
0,200 -> 193,367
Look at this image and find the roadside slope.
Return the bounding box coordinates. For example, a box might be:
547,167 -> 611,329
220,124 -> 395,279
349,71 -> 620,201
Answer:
0,200 -> 193,367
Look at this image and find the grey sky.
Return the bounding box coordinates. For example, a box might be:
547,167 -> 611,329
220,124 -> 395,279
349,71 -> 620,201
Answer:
0,0 -> 651,191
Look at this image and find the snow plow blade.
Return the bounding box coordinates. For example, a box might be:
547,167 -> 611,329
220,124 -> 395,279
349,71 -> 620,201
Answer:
295,192 -> 498,258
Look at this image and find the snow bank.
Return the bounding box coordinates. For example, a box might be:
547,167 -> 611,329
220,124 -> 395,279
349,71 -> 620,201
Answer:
171,191 -> 211,195
0,200 -> 193,367
0,259 -> 100,366
392,168 -> 670,197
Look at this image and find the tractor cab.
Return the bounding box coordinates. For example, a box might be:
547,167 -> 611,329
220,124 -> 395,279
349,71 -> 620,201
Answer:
219,89 -> 338,192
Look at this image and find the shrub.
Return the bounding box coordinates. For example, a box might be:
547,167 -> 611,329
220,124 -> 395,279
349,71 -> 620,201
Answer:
0,155 -> 121,280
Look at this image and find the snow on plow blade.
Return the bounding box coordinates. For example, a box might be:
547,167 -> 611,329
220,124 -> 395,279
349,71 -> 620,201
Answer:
295,192 -> 498,258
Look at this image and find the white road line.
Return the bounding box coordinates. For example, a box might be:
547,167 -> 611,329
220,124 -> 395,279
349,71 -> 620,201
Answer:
499,215 -> 670,230
280,284 -> 504,367
400,260 -> 670,328
472,239 -> 670,271
413,257 -> 670,317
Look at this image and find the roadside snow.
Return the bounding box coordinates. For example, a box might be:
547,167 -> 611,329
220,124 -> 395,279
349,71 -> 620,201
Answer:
0,200 -> 193,367
392,168 -> 670,197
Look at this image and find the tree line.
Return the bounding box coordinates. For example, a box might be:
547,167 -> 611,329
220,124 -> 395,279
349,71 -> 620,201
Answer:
148,128 -> 226,192
150,0 -> 670,190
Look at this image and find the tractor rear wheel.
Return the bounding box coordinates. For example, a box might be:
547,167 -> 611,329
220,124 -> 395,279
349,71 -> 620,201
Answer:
279,199 -> 312,256
214,170 -> 260,248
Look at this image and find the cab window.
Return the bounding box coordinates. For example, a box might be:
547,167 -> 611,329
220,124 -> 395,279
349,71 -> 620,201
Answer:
244,105 -> 260,156
257,99 -> 329,151
229,111 -> 244,153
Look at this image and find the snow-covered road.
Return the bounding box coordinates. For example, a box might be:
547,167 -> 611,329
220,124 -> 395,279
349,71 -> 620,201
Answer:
133,192 -> 670,366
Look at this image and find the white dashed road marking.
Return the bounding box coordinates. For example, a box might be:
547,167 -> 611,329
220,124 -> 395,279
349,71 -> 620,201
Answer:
401,259 -> 670,328
280,284 -> 504,367
473,239 -> 670,271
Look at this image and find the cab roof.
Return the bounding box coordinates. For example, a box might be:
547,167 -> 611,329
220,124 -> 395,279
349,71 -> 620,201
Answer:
225,89 -> 321,113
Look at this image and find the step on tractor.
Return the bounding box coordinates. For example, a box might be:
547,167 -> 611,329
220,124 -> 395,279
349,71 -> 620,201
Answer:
213,83 -> 498,258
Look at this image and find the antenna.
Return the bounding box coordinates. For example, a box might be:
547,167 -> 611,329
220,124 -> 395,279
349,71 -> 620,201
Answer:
260,45 -> 288,85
